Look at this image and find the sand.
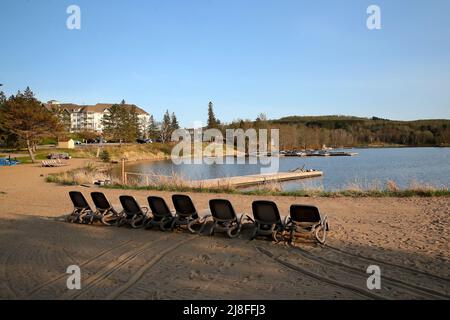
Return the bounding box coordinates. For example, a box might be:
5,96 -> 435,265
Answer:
0,159 -> 449,300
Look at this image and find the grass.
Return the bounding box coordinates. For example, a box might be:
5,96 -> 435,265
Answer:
102,183 -> 450,197
46,162 -> 114,186
44,162 -> 450,198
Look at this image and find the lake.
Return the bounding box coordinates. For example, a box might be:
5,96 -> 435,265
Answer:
118,147 -> 450,191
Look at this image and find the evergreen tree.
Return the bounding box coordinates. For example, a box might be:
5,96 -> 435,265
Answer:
126,105 -> 141,141
170,112 -> 179,131
102,104 -> 122,143
160,110 -> 171,143
0,88 -> 63,162
0,91 -> 6,104
102,103 -> 141,143
23,86 -> 34,100
207,101 -> 218,129
148,115 -> 160,141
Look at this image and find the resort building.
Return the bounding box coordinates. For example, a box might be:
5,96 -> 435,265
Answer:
45,100 -> 151,134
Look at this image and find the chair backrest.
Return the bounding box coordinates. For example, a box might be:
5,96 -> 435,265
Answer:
91,192 -> 111,210
147,196 -> 172,217
290,205 -> 321,223
69,191 -> 91,210
172,194 -> 198,218
119,195 -> 142,216
209,199 -> 237,221
252,201 -> 281,225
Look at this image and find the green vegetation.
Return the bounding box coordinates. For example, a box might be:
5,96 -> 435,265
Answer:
0,87 -> 64,162
103,183 -> 450,198
207,101 -> 220,129
268,116 -> 450,149
46,164 -> 449,197
99,149 -> 111,162
102,101 -> 141,143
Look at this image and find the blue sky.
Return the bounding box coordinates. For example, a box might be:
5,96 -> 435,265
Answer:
1,0 -> 449,126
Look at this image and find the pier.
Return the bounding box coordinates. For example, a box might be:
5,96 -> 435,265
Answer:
193,170 -> 323,188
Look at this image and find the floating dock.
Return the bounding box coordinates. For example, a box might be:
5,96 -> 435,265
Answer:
193,171 -> 323,188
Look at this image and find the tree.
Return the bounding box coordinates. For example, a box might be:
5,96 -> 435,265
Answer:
170,112 -> 179,131
102,104 -> 122,143
102,103 -> 140,143
0,91 -> 6,104
207,101 -> 218,129
124,105 -> 141,142
0,89 -> 63,162
147,115 -> 160,141
23,86 -> 34,100
160,110 -> 171,143
50,106 -> 71,133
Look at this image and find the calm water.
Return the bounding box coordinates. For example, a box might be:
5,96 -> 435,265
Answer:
119,148 -> 450,191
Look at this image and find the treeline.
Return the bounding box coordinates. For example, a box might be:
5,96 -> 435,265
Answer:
221,115 -> 450,149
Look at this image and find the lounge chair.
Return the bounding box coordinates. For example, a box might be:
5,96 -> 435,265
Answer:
250,200 -> 285,242
285,205 -> 329,244
145,196 -> 175,231
118,195 -> 150,228
171,194 -> 209,233
90,192 -> 123,226
68,191 -> 95,224
208,199 -> 252,238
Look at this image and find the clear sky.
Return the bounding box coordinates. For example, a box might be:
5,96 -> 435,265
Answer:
1,0 -> 449,126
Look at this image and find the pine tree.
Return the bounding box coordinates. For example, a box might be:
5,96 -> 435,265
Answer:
102,104 -> 122,143
125,105 -> 140,142
207,101 -> 218,129
0,89 -> 63,162
0,91 -> 6,104
170,112 -> 179,131
23,86 -> 34,100
160,110 -> 171,143
148,115 -> 160,141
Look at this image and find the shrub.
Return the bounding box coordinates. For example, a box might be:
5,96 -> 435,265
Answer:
99,150 -> 111,162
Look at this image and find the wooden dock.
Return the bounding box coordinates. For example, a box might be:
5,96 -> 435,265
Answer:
192,171 -> 323,188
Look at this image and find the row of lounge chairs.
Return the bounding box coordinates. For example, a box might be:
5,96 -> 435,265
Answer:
67,191 -> 330,244
42,159 -> 68,167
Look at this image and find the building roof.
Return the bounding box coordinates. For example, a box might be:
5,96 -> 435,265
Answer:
45,102 -> 149,115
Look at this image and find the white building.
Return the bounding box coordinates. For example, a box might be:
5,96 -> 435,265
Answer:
46,101 -> 150,136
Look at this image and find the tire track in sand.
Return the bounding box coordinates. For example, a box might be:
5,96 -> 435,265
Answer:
0,242 -> 22,299
324,244 -> 450,283
256,246 -> 386,300
105,236 -> 195,299
25,239 -> 133,298
66,235 -> 171,300
291,246 -> 449,300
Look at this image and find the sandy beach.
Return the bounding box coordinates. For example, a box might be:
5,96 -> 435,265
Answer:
0,159 -> 449,300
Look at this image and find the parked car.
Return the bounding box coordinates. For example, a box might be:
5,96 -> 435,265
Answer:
136,138 -> 153,144
48,153 -> 71,160
74,140 -> 82,145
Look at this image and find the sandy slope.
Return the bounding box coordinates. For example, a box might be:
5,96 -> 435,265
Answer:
0,159 -> 449,300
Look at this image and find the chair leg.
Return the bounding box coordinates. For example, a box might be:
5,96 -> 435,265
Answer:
315,225 -> 327,244
249,224 -> 258,240
209,222 -> 217,236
